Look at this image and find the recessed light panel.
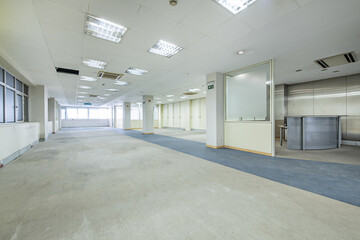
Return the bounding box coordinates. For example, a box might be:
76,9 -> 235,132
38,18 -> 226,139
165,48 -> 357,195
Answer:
80,76 -> 96,82
189,88 -> 200,92
106,89 -> 119,92
82,58 -> 106,69
79,85 -> 91,89
125,67 -> 148,76
165,95 -> 174,97
85,15 -> 127,43
114,81 -> 128,86
148,40 -> 183,58
180,96 -> 188,99
214,0 -> 257,14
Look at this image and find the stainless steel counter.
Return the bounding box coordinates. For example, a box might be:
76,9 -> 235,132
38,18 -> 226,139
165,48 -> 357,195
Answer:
287,116 -> 341,150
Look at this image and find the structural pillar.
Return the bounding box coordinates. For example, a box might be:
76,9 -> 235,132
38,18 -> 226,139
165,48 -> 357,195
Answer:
48,98 -> 56,134
29,85 -> 48,141
142,95 -> 154,134
206,72 -> 224,148
122,102 -> 131,130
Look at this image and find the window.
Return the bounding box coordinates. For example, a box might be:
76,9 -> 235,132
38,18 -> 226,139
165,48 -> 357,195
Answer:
0,68 -> 3,82
16,79 -> 22,91
67,108 -> 78,119
131,105 -> 140,120
6,72 -> 15,88
225,61 -> 271,121
0,85 -> 4,123
6,88 -> 15,122
78,108 -> 88,119
24,96 -> 29,122
61,109 -> 66,120
0,66 -> 29,124
16,94 -> 23,121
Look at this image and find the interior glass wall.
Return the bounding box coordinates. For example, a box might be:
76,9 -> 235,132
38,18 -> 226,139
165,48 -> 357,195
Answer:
225,62 -> 271,121
62,106 -> 110,120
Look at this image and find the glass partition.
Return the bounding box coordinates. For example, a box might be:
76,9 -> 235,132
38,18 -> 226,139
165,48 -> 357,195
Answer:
225,61 -> 271,121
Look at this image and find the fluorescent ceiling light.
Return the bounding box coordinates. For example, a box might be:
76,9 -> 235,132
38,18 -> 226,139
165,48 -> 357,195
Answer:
114,80 -> 128,86
148,40 -> 183,58
85,15 -> 127,43
82,58 -> 106,69
78,96 -> 85,98
77,91 -> 88,94
214,0 -> 257,14
98,97 -> 105,100
80,76 -> 96,82
203,91 -> 206,94
165,95 -> 174,97
106,89 -> 119,92
154,97 -> 161,100
188,88 -> 200,92
103,93 -> 111,97
237,50 -> 245,55
167,99 -> 174,101
79,85 -> 91,89
125,67 -> 148,76
180,96 -> 188,99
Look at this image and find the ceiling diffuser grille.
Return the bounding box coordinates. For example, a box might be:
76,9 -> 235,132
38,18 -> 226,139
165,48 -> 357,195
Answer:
97,71 -> 124,80
315,52 -> 357,68
182,92 -> 198,95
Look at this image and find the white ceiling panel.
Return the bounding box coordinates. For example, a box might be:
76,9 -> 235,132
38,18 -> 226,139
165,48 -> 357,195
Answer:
238,0 -> 300,29
50,0 -> 90,13
180,0 -> 232,35
34,0 -> 85,33
41,23 -> 83,47
141,0 -> 201,23
88,0 -> 141,28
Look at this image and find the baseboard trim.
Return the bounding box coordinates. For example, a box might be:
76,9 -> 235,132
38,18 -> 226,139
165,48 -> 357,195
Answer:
224,145 -> 272,156
206,145 -> 225,149
1,139 -> 39,168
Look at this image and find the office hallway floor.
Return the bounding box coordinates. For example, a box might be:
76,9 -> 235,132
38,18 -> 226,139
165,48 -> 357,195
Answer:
0,128 -> 359,240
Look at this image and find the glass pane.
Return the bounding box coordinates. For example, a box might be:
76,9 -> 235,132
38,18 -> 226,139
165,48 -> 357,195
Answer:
78,108 -> 88,119
24,96 -> 29,122
0,85 -> 4,123
6,88 -> 15,122
67,108 -> 78,119
16,94 -> 23,121
16,79 -> 22,91
89,109 -> 99,119
61,109 -> 66,120
225,62 -> 270,121
24,85 -> 29,95
6,72 -> 15,88
131,105 -> 139,120
0,68 -> 4,82
98,108 -> 108,119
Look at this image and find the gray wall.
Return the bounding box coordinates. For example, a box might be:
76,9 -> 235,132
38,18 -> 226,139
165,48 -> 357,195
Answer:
283,74 -> 360,142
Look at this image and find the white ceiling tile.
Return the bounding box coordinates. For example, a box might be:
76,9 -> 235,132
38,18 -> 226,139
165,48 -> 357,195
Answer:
34,0 -> 85,33
41,23 -> 83,47
141,0 -> 201,22
50,0 -> 89,13
180,0 -> 232,35
88,0 -> 141,28
187,36 -> 223,55
238,0 -> 300,29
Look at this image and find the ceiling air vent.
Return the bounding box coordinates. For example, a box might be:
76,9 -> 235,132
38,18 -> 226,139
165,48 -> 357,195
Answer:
55,67 -> 79,75
315,52 -> 357,68
183,92 -> 198,95
88,94 -> 99,98
97,71 -> 123,80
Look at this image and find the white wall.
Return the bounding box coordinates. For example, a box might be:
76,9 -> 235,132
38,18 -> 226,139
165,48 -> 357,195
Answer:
61,119 -> 110,128
161,98 -> 206,130
0,123 -> 40,162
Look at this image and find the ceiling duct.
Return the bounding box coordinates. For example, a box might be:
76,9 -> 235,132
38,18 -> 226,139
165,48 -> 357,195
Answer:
55,67 -> 79,75
315,52 -> 357,68
97,71 -> 124,80
182,92 -> 198,95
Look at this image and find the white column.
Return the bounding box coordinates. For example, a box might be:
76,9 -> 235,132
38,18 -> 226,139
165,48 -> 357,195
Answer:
206,72 -> 224,148
123,102 -> 131,130
142,95 -> 154,134
113,106 -> 117,128
158,104 -> 163,128
29,85 -> 48,141
48,97 -> 56,134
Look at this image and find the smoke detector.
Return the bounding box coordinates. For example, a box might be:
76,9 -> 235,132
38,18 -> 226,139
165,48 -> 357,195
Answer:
170,0 -> 177,6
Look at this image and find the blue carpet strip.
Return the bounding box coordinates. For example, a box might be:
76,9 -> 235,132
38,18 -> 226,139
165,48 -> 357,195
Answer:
114,129 -> 360,207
